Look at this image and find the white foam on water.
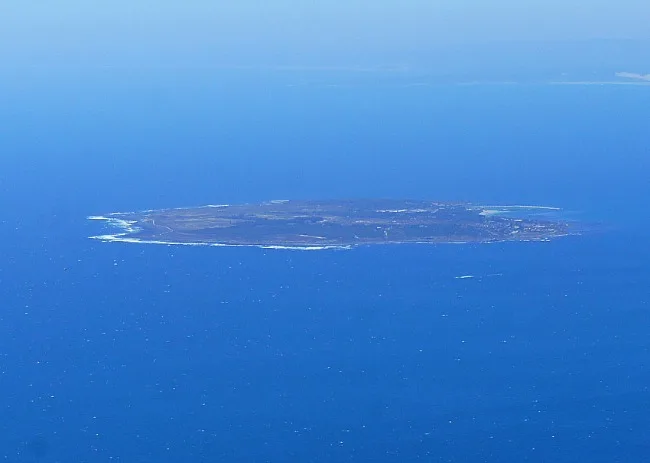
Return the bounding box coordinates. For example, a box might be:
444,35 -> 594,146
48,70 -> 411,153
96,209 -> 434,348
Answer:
376,208 -> 430,213
88,233 -> 350,251
476,204 -> 561,210
259,245 -> 350,251
87,215 -> 140,232
298,234 -> 327,240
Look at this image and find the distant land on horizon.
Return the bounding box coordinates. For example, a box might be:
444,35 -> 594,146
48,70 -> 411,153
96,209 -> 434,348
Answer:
4,38 -> 647,87
214,39 -> 650,82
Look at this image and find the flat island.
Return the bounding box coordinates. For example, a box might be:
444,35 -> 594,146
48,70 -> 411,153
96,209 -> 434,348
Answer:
88,200 -> 574,250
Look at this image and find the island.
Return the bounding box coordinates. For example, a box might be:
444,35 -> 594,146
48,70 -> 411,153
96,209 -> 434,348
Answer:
88,200 -> 575,250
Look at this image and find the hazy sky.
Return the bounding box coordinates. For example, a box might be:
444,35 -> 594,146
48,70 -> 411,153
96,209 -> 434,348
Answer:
1,1 -> 649,67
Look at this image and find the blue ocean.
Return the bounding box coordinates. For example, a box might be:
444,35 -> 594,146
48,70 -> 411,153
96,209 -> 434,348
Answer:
1,70 -> 649,462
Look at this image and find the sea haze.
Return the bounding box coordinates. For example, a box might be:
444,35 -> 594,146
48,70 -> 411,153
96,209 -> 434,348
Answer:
1,69 -> 649,462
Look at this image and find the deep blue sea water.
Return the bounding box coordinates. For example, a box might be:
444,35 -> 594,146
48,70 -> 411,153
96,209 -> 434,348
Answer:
1,70 -> 649,462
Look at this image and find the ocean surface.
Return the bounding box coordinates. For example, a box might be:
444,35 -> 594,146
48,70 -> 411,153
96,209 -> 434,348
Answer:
1,70 -> 649,462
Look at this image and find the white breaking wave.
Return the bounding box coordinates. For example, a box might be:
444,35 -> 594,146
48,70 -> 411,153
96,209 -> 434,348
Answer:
87,215 -> 140,232
475,205 -> 561,210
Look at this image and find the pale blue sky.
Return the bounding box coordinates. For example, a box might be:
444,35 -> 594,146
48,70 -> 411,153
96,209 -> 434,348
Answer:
1,1 -> 649,67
